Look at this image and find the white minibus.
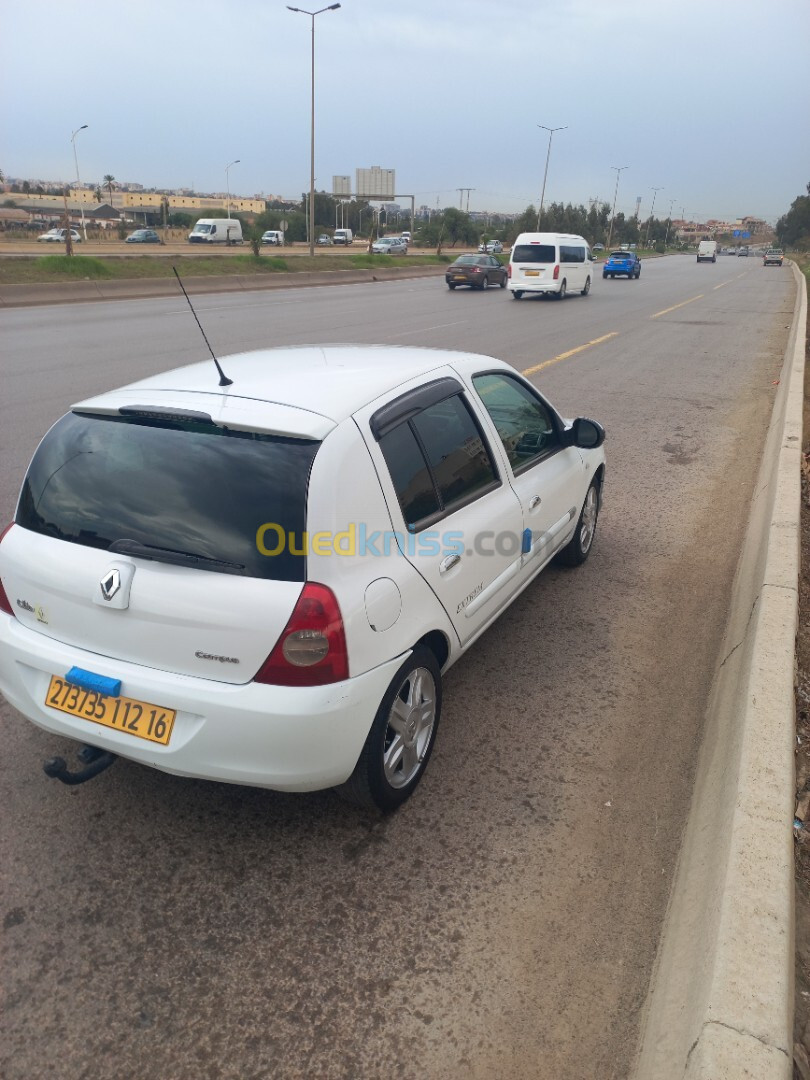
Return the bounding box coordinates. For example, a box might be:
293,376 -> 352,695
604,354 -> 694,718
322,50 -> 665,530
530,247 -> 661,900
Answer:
508,232 -> 592,300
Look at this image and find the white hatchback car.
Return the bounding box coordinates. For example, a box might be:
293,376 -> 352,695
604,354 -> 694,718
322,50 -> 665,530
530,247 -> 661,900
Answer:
0,347 -> 605,811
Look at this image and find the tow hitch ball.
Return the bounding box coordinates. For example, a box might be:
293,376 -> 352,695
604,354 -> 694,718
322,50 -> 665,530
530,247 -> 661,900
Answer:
43,744 -> 118,785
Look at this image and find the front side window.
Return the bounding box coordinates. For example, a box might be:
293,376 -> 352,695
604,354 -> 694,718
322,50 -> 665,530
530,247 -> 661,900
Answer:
472,373 -> 560,473
379,395 -> 499,528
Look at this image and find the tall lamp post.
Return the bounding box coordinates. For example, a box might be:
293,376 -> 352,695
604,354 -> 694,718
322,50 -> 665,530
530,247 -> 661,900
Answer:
225,159 -> 240,221
664,197 -> 676,249
607,165 -> 629,250
287,3 -> 341,256
645,186 -> 664,249
71,124 -> 88,241
536,124 -> 566,230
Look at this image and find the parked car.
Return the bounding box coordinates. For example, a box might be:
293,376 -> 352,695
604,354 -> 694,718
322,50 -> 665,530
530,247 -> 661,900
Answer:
37,228 -> 81,243
316,234 -> 333,246
478,241 -> 503,253
0,346 -> 605,812
371,237 -> 408,255
125,229 -> 160,244
592,244 -> 605,252
446,254 -> 508,290
763,249 -> 784,266
261,230 -> 284,246
602,251 -> 641,279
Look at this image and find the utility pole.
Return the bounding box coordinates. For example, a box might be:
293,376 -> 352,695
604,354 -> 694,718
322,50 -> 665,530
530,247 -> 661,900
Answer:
664,198 -> 676,248
645,186 -> 664,248
536,124 -> 566,229
457,187 -> 473,211
607,165 -> 629,250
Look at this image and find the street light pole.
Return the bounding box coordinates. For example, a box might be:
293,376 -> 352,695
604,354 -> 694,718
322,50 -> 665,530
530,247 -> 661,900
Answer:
645,186 -> 663,249
287,3 -> 341,256
225,159 -> 240,223
536,124 -> 566,230
664,197 -> 676,248
71,124 -> 88,242
607,165 -> 629,250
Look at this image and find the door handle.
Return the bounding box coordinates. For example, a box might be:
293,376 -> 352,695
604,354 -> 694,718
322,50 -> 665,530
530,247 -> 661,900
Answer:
440,554 -> 461,573
529,495 -> 542,509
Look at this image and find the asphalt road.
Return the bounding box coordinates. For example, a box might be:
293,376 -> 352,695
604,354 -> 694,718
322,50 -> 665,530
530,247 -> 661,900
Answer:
0,255 -> 797,1080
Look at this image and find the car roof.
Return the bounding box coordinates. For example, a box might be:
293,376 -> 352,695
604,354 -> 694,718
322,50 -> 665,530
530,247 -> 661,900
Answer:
71,345 -> 511,441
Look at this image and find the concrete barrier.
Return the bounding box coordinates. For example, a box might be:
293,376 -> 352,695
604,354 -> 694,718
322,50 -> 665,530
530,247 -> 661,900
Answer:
631,262 -> 807,1079
0,264 -> 447,308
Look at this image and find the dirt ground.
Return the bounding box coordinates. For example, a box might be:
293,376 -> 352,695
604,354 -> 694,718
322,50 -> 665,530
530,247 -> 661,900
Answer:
792,296 -> 810,1079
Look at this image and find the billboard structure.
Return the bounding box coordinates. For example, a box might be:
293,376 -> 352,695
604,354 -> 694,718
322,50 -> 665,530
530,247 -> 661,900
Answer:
356,166 -> 395,200
332,175 -> 351,196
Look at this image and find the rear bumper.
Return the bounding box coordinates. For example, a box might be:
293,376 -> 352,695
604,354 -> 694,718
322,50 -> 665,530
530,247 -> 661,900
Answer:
0,614 -> 403,791
507,280 -> 560,294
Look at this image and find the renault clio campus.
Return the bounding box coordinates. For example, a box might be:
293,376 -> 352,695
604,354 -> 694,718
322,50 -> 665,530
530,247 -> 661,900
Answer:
0,346 -> 605,811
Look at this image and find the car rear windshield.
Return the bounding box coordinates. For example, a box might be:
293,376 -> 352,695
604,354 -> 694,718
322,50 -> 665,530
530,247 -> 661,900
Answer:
609,251 -> 628,258
455,256 -> 481,265
512,244 -> 555,263
16,412 -> 320,581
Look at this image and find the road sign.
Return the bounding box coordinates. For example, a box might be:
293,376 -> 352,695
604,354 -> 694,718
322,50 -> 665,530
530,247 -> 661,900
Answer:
280,220 -> 288,232
733,230 -> 740,237
742,231 -> 750,238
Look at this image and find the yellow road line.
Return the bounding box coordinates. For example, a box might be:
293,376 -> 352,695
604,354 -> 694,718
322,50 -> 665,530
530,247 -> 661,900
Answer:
521,332 -> 619,376
650,294 -> 704,319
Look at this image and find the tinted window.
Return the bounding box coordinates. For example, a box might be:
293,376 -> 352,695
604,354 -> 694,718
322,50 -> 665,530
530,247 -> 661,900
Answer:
455,256 -> 480,265
378,424 -> 441,526
412,396 -> 498,511
560,245 -> 585,263
472,373 -> 560,472
512,244 -> 555,263
379,395 -> 499,527
16,412 -> 319,581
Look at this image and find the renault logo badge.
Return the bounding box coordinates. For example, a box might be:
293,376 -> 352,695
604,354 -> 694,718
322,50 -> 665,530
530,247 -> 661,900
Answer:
100,569 -> 121,601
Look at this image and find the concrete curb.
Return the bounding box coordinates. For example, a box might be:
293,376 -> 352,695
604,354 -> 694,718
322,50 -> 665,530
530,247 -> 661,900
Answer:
631,262 -> 807,1079
0,263 -> 447,308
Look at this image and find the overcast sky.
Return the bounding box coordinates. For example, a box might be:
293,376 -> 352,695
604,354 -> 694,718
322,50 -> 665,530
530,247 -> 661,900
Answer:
2,0 -> 808,223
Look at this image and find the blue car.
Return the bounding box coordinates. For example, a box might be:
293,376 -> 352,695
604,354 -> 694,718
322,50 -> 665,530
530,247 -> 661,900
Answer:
602,250 -> 641,279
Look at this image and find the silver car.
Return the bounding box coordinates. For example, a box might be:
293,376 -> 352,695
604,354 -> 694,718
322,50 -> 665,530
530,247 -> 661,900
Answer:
371,237 -> 408,255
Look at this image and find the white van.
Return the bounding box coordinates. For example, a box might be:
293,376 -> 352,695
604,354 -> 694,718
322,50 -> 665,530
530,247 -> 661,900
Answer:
696,240 -> 717,263
333,228 -> 353,245
188,218 -> 243,245
261,230 -> 284,246
508,232 -> 592,300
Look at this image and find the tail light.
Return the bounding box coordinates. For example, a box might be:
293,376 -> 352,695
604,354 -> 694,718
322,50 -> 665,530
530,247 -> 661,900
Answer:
507,264 -> 512,278
254,582 -> 348,686
553,264 -> 560,280
0,523 -> 15,617
472,266 -> 481,273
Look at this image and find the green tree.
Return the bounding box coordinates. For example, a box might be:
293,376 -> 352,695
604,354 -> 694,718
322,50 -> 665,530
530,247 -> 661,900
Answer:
103,174 -> 116,204
776,182 -> 810,247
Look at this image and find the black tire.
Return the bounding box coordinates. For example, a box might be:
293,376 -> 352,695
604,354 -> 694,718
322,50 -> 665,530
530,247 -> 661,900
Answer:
447,282 -> 456,289
636,269 -> 641,278
480,276 -> 489,290
602,272 -> 608,279
556,279 -> 567,300
556,480 -> 600,567
499,275 -> 507,288
336,646 -> 442,812
512,290 -> 523,300
581,276 -> 591,296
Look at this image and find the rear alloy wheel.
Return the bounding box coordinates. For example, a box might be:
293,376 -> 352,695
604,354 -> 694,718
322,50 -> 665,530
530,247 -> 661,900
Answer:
480,276 -> 489,289
581,276 -> 591,296
512,290 -> 523,300
499,275 -> 507,288
557,481 -> 600,567
556,279 -> 567,300
337,646 -> 442,812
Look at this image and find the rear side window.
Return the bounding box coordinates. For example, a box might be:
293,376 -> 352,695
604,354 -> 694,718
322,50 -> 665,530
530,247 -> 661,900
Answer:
16,412 -> 320,581
379,395 -> 499,529
512,244 -> 555,263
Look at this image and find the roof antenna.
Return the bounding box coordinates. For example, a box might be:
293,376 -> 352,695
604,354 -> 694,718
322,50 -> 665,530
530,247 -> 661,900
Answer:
172,266 -> 232,386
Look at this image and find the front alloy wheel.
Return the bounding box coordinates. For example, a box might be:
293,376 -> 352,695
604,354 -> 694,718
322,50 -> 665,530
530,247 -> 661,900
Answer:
557,481 -> 600,566
337,646 -> 442,812
581,276 -> 591,296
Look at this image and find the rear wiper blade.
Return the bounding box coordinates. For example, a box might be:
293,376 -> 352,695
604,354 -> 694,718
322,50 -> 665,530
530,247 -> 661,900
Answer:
108,539 -> 245,571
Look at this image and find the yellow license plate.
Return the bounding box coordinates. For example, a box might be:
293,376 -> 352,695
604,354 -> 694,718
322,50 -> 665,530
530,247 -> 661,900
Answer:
45,675 -> 176,745
525,269 -> 540,276
453,275 -> 466,280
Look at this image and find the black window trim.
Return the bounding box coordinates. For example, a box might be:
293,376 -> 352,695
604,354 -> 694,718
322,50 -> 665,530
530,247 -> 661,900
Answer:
471,368 -> 569,476
375,385 -> 504,533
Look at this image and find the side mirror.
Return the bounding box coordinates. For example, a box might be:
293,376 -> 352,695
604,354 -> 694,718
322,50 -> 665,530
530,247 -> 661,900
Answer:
571,417 -> 605,449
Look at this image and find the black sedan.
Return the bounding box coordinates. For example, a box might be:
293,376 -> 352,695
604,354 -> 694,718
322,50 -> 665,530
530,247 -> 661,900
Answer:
125,229 -> 161,244
446,254 -> 507,290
